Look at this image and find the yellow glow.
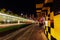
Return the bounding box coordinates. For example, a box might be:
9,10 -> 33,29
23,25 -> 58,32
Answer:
45,0 -> 53,3
36,4 -> 43,8
50,12 -> 54,20
54,14 -> 60,38
48,8 -> 50,14
51,14 -> 60,40
42,7 -> 50,10
48,32 -> 51,40
36,10 -> 41,12
45,11 -> 60,40
51,28 -> 60,40
46,26 -> 48,31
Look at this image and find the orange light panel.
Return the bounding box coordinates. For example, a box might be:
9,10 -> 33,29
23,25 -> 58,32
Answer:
42,7 -> 50,10
36,10 -> 41,12
45,0 -> 53,3
36,4 -> 43,8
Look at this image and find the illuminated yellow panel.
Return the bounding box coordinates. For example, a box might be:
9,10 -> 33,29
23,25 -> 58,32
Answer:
42,7 -> 50,10
36,4 -> 43,8
48,32 -> 51,40
36,10 -> 41,12
45,0 -> 53,3
42,7 -> 50,15
51,28 -> 56,38
46,26 -> 48,31
48,9 -> 50,14
50,12 -> 54,20
48,20 -> 50,27
51,28 -> 60,40
54,14 -> 60,35
46,16 -> 48,20
51,14 -> 60,40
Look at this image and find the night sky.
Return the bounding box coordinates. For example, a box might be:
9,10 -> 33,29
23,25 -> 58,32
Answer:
0,0 -> 60,16
0,0 -> 35,16
54,0 -> 60,12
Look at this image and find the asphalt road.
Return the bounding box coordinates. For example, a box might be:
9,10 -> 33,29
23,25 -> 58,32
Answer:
0,24 -> 47,40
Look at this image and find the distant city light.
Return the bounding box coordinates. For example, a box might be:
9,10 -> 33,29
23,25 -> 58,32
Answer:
0,12 -> 35,23
21,13 -> 23,15
58,11 -> 60,13
7,20 -> 10,23
0,13 -> 7,16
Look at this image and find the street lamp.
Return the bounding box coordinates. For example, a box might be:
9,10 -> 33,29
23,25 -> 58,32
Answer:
21,13 -> 23,17
21,13 -> 23,15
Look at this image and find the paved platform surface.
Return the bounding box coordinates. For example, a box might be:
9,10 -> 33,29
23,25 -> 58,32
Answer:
0,24 -> 47,40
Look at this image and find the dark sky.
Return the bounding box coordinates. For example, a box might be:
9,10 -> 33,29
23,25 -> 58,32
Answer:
0,0 -> 35,16
0,0 -> 59,16
54,0 -> 60,12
